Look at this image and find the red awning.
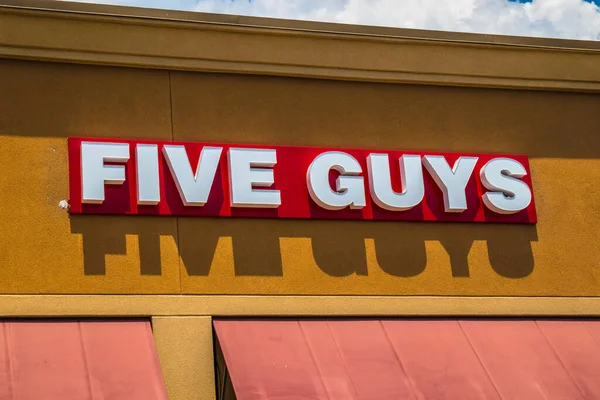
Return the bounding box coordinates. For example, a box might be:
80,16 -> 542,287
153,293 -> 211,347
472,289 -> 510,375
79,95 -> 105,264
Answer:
0,320 -> 167,400
214,319 -> 600,400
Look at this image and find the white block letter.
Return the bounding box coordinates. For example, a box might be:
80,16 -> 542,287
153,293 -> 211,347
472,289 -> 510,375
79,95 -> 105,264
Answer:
163,145 -> 222,206
423,155 -> 478,213
81,142 -> 130,204
307,151 -> 366,210
228,148 -> 281,208
367,154 -> 424,211
481,158 -> 532,214
136,144 -> 160,205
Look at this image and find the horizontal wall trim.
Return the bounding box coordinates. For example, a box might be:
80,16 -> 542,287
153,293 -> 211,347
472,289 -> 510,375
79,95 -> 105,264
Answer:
2,45 -> 600,93
1,1 -> 600,92
1,295 -> 600,317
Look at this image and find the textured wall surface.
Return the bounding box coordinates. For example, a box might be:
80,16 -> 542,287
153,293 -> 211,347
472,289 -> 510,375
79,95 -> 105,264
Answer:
1,59 -> 599,296
152,316 -> 216,400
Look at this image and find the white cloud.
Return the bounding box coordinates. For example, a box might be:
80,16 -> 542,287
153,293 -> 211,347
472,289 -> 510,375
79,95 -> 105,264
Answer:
65,0 -> 600,40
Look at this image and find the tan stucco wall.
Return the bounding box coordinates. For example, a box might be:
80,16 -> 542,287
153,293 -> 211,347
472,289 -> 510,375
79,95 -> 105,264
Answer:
1,58 -> 599,297
153,316 -> 216,400
1,4 -> 599,399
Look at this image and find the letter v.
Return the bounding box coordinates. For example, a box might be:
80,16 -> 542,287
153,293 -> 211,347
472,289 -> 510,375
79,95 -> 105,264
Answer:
163,145 -> 223,206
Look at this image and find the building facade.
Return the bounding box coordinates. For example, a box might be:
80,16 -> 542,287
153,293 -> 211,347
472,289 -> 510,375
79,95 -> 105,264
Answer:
1,1 -> 600,399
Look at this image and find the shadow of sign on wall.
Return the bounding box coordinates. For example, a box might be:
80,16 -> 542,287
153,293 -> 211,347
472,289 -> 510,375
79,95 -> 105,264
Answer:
70,215 -> 537,282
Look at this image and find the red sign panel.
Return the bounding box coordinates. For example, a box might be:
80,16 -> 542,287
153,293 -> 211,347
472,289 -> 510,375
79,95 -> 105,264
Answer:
68,137 -> 536,223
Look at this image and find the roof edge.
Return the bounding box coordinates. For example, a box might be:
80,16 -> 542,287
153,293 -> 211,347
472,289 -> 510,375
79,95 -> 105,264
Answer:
4,0 -> 600,50
1,0 -> 600,92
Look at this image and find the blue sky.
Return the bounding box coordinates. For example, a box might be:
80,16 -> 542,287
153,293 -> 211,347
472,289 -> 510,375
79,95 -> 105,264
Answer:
510,0 -> 599,4
65,0 -> 600,40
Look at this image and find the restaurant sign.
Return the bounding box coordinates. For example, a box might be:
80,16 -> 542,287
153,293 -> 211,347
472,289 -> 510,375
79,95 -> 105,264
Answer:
68,138 -> 536,223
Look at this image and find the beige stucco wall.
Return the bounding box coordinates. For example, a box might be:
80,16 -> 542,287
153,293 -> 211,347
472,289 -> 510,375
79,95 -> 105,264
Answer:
1,59 -> 599,297
1,3 -> 600,399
